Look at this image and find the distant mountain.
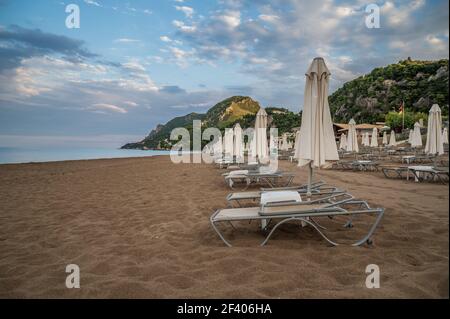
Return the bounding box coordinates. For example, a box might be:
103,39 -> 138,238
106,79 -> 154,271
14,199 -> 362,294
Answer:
121,96 -> 264,150
204,96 -> 260,128
329,58 -> 449,123
121,112 -> 205,149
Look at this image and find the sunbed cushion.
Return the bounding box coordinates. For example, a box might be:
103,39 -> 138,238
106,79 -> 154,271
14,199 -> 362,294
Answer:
260,191 -> 301,205
228,170 -> 248,177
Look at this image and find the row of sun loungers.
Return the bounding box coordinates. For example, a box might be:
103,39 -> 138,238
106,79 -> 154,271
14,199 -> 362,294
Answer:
210,160 -> 386,247
211,187 -> 384,247
331,160 -> 379,171
382,166 -> 449,183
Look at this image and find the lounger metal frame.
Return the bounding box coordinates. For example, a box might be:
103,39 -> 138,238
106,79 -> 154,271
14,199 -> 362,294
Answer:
224,172 -> 295,190
210,197 -> 384,247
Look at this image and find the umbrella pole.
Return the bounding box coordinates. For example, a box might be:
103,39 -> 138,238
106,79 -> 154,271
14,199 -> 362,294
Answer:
307,162 -> 313,199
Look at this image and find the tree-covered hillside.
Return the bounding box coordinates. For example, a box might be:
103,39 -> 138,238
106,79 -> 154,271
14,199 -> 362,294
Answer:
329,58 -> 449,123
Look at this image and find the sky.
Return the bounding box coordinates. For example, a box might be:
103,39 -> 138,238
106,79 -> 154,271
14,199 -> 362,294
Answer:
0,0 -> 448,148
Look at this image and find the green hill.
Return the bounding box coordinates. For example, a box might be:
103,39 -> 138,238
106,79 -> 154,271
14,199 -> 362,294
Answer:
121,112 -> 205,149
329,58 -> 449,123
121,96 -> 264,150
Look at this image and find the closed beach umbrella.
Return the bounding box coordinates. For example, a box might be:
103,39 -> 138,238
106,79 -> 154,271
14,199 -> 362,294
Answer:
425,104 -> 444,156
346,119 -> 359,153
389,130 -> 396,147
408,129 -> 413,144
297,57 -> 339,195
293,130 -> 301,157
364,132 -> 370,146
382,131 -> 388,145
254,108 -> 268,162
233,123 -> 244,162
339,133 -> 347,150
280,133 -> 289,151
442,127 -> 449,144
223,128 -> 234,158
370,128 -> 378,147
411,122 -> 422,148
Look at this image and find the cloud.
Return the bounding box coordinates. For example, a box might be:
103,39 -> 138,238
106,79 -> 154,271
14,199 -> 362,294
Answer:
89,103 -> 127,114
0,25 -> 96,72
160,36 -> 172,42
175,5 -> 194,18
169,0 -> 448,108
258,14 -> 279,23
172,20 -> 197,33
159,85 -> 186,94
84,0 -> 101,7
114,38 -> 141,43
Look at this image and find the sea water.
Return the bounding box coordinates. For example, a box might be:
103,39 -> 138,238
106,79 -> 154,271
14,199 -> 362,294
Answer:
0,147 -> 171,164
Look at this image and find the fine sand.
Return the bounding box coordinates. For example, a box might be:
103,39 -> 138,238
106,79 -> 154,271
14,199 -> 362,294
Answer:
0,155 -> 448,298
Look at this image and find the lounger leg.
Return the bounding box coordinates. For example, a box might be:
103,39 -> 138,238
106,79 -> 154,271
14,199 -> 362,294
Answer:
260,217 -> 340,247
351,209 -> 384,246
211,220 -> 233,247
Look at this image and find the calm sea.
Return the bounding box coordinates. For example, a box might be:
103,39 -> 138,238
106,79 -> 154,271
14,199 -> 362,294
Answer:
0,147 -> 171,164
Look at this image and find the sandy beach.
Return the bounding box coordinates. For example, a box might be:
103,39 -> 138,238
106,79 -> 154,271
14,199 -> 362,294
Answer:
0,155 -> 448,298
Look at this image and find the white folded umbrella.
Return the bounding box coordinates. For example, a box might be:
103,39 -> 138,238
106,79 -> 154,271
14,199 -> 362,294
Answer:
442,127 -> 449,144
255,108 -> 269,162
346,118 -> 359,153
425,104 -> 444,155
411,122 -> 422,148
382,131 -> 388,145
339,133 -> 347,150
223,128 -> 234,158
389,130 -> 396,147
296,57 -> 339,195
370,128 -> 378,147
408,129 -> 413,144
233,123 -> 244,162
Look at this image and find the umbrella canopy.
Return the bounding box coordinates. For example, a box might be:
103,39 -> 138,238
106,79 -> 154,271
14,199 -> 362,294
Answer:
411,122 -> 422,148
296,57 -> 338,195
425,104 -> 444,155
233,123 -> 244,161
370,128 -> 378,147
223,128 -> 234,157
408,129 -> 413,144
442,127 -> 449,144
346,118 -> 359,152
339,133 -> 347,150
293,130 -> 301,157
382,131 -> 388,145
280,133 -> 289,151
254,108 -> 269,162
296,57 -> 338,167
364,132 -> 370,146
389,130 -> 396,147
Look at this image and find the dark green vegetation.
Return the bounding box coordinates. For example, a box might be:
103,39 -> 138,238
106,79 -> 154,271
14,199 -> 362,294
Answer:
329,58 -> 448,125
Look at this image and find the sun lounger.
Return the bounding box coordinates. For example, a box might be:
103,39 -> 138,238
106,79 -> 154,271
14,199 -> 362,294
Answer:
223,168 -> 295,190
210,192 -> 384,247
352,160 -> 379,171
381,166 -> 409,179
407,166 -> 449,183
226,182 -> 345,207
